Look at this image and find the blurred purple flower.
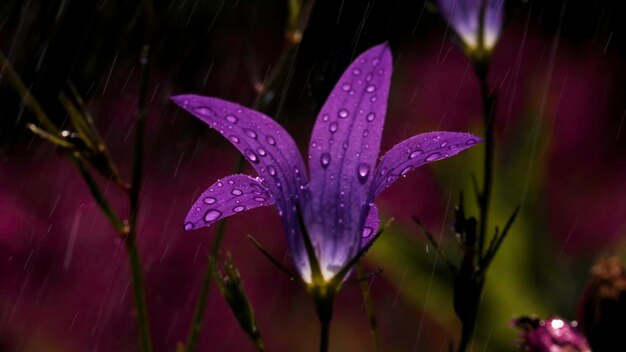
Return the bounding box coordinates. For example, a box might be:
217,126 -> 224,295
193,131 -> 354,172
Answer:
438,0 -> 505,51
513,316 -> 591,352
172,43 -> 480,284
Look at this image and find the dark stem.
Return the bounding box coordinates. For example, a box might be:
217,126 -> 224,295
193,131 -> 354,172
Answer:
126,44 -> 153,352
315,292 -> 335,352
475,60 -> 495,261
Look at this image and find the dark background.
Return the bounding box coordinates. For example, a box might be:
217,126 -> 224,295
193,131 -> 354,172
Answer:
2,0 -> 626,350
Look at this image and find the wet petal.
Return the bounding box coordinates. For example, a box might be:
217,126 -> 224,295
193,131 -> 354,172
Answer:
372,132 -> 480,197
306,43 -> 392,278
183,174 -> 274,231
172,95 -> 310,280
361,204 -> 380,248
438,0 -> 504,50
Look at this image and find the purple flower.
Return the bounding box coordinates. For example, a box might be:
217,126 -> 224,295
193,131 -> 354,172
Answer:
514,316 -> 591,352
172,43 -> 480,284
438,0 -> 505,51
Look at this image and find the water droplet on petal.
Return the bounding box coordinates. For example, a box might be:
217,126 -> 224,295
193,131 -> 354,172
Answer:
409,149 -> 423,159
245,149 -> 259,163
365,85 -> 376,93
268,165 -> 277,176
370,95 -> 377,102
229,135 -> 240,143
203,197 -> 217,204
379,167 -> 388,176
184,222 -> 194,231
320,153 -> 331,168
425,153 -> 441,162
329,122 -> 338,133
357,163 -> 370,183
362,227 -> 373,238
401,166 -> 412,175
244,129 -> 257,139
341,83 -> 351,92
204,209 -> 222,222
266,135 -> 276,145
366,112 -> 376,122
343,141 -> 349,149
322,114 -> 330,122
228,180 -> 235,185
225,115 -> 238,123
371,58 -> 380,66
466,139 -> 477,145
363,130 -> 369,137
253,196 -> 266,202
193,106 -> 215,116
338,109 -> 349,118
231,189 -> 243,196
257,147 -> 267,156
440,141 -> 448,148
352,68 -> 361,75
233,205 -> 246,213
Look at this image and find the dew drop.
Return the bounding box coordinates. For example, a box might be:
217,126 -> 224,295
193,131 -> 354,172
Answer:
357,163 -> 370,184
268,165 -> 277,176
266,135 -> 276,145
231,189 -> 243,196
228,180 -> 235,185
401,166 -> 412,175
184,222 -> 194,231
245,149 -> 259,163
425,153 -> 441,162
365,85 -> 376,93
409,149 -> 423,159
370,95 -> 378,102
341,83 -> 351,92
320,153 -> 331,168
253,196 -> 267,202
257,147 -> 267,156
379,167 -> 388,176
225,115 -> 238,123
203,197 -> 217,204
229,135 -> 240,143
193,106 -> 215,116
366,112 -> 376,122
352,68 -> 361,75
322,114 -> 330,122
233,205 -> 246,213
363,130 -> 369,137
362,227 -> 373,238
440,141 -> 448,148
244,129 -> 257,139
338,109 -> 349,119
204,209 -> 222,222
365,73 -> 373,82
371,58 -> 380,66
329,122 -> 338,133
342,141 -> 349,149
466,139 -> 477,145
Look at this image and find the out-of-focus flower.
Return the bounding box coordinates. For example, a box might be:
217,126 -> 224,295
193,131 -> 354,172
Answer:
172,43 -> 480,286
513,316 -> 591,352
437,0 -> 505,54
576,256 -> 626,352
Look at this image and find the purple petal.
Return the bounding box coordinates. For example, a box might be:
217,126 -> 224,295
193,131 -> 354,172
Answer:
438,0 -> 504,49
171,94 -> 307,215
305,43 -> 392,277
184,174 -> 274,231
361,204 -> 380,248
372,132 -> 481,197
172,95 -> 311,280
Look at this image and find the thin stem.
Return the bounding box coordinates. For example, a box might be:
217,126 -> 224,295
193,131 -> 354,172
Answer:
126,44 -> 153,352
357,264 -> 382,352
476,61 -> 495,261
320,318 -> 330,352
315,292 -> 334,352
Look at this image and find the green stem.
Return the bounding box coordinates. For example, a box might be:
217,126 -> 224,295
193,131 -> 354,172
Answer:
125,229 -> 153,352
356,265 -> 382,351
